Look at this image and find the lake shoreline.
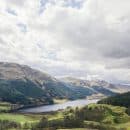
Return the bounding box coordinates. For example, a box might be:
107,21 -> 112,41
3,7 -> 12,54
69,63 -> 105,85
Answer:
14,98 -> 82,112
18,98 -> 100,113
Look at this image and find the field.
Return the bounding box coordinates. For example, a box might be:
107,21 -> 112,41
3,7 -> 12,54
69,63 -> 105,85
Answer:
0,101 -> 43,125
0,102 -> 11,112
0,113 -> 42,124
58,128 -> 96,130
53,99 -> 68,104
114,122 -> 130,130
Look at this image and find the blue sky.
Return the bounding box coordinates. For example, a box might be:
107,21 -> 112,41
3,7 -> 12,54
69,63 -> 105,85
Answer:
0,0 -> 130,84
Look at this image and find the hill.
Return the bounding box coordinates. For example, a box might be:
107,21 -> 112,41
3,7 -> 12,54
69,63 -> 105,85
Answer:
0,62 -> 115,107
0,62 -> 128,107
32,104 -> 130,130
98,92 -> 130,108
0,62 -> 94,106
1,103 -> 130,130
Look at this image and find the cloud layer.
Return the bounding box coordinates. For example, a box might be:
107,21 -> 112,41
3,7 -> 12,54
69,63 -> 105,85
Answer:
0,0 -> 130,83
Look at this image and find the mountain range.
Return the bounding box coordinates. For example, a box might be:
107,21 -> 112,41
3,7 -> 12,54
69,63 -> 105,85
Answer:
61,77 -> 130,94
0,62 -> 129,106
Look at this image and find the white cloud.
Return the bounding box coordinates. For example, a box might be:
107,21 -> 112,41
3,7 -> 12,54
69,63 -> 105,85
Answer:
0,0 -> 130,83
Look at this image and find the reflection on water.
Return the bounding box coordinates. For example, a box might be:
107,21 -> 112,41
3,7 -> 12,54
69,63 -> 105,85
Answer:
20,99 -> 99,113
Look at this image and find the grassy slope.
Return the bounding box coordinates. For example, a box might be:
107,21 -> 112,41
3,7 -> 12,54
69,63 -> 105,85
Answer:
0,113 -> 42,124
0,102 -> 42,125
0,105 -> 10,111
58,128 -> 92,130
0,102 -> 11,112
33,104 -> 130,130
48,104 -> 130,130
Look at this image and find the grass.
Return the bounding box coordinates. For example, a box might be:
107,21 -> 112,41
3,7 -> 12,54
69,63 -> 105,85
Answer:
84,120 -> 130,130
0,113 -> 42,124
0,101 -> 11,111
58,128 -> 95,130
58,128 -> 97,130
50,104 -> 130,130
47,112 -> 64,121
53,99 -> 68,104
10,128 -> 93,130
114,122 -> 130,130
0,106 -> 10,111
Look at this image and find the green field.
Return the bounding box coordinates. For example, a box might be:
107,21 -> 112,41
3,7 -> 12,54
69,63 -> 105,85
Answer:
0,102 -> 11,112
58,128 -> 96,130
53,98 -> 68,104
114,122 -> 130,130
0,113 -> 42,124
0,101 -> 42,124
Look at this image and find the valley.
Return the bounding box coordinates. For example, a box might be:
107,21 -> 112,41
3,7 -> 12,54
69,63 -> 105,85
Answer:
0,0 -> 130,129
0,62 -> 129,109
0,62 -> 130,130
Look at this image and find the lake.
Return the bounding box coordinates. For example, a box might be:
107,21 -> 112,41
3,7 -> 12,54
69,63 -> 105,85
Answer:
20,99 -> 99,113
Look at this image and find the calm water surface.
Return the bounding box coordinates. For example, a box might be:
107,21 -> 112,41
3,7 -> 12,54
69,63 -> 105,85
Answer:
20,99 -> 99,113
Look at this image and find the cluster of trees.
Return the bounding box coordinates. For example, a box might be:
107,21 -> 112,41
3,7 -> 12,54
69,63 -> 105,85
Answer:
98,92 -> 130,115
31,109 -> 83,129
0,101 -> 129,130
30,105 -> 129,130
0,120 -> 20,130
98,92 -> 130,108
0,104 -> 129,130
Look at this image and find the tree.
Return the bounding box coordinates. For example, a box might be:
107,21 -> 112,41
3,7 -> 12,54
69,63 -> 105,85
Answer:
37,116 -> 48,128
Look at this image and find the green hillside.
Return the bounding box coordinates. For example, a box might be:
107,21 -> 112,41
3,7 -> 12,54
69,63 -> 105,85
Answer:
0,79 -> 53,106
24,104 -> 130,130
0,62 -> 94,106
0,103 -> 130,130
98,92 -> 130,108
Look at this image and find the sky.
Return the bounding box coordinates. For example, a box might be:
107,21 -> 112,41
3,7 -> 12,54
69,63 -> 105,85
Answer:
0,0 -> 130,84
